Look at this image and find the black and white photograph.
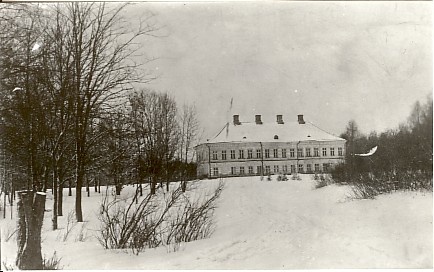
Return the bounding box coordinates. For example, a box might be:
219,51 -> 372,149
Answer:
0,1 -> 432,269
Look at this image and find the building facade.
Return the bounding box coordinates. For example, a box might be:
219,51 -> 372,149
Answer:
195,114 -> 346,178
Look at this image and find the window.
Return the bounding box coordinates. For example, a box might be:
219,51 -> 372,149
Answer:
240,167 -> 245,175
314,164 -> 320,172
330,148 -> 335,156
283,165 -> 288,173
212,151 -> 218,160
314,148 -> 319,157
212,167 -> 219,176
265,165 -> 271,174
239,150 -> 244,159
265,149 -> 270,158
306,148 -> 311,157
256,149 -> 262,158
297,148 -> 303,157
298,164 -> 304,173
247,149 -> 253,159
306,164 -> 312,173
290,148 -> 295,158
221,150 -> 227,160
322,148 -> 327,156
290,165 -> 296,173
323,163 -> 329,172
248,166 -> 254,174
230,150 -> 236,159
282,149 -> 287,158
338,147 -> 343,156
273,149 -> 278,158
274,165 -> 279,173
231,167 -> 236,175
257,166 -> 263,175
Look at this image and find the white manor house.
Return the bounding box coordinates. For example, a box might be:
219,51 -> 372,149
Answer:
195,114 -> 346,178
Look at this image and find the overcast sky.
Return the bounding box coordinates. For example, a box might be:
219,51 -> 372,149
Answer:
125,1 -> 432,140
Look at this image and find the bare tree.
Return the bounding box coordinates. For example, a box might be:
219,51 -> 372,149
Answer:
46,3 -> 157,222
0,4 -> 50,192
178,104 -> 199,191
129,90 -> 179,195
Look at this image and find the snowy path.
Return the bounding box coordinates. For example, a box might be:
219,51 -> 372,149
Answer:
1,175 -> 432,269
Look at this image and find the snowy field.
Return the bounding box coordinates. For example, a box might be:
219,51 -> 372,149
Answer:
1,174 -> 432,269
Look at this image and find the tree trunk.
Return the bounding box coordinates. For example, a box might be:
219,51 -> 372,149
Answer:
75,150 -> 84,222
181,179 -> 187,193
16,193 -> 26,266
52,177 -> 58,230
3,190 -> 6,219
150,177 -> 156,195
57,181 -> 63,216
94,176 -> 98,192
115,183 -> 122,196
75,165 -> 84,222
16,191 -> 46,270
68,179 -> 72,196
86,177 -> 90,197
75,185 -> 83,222
42,166 -> 48,193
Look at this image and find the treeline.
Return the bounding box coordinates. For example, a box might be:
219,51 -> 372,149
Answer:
331,94 -> 433,197
0,3 -> 199,228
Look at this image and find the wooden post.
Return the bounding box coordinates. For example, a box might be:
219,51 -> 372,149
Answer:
16,191 -> 46,270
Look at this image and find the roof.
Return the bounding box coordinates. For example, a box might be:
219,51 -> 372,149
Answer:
205,121 -> 345,144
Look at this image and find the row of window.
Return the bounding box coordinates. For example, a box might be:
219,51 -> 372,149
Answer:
212,163 -> 331,176
210,147 -> 343,161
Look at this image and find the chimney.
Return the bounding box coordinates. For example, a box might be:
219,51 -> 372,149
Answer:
233,115 -> 241,125
276,115 -> 284,124
255,115 -> 263,125
297,114 -> 305,124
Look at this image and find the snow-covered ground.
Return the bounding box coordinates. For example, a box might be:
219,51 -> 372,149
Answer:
1,174 -> 432,269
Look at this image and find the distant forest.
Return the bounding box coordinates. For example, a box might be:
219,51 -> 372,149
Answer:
331,94 -> 433,197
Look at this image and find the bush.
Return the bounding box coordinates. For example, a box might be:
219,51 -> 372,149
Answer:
2,225 -> 17,242
42,251 -> 62,270
97,180 -> 225,254
291,173 -> 301,181
277,174 -> 288,181
96,188 -> 169,252
57,210 -> 77,242
165,181 -> 224,251
330,163 -> 433,199
314,174 -> 330,189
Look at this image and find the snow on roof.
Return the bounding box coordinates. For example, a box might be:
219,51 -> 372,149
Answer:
206,121 -> 345,144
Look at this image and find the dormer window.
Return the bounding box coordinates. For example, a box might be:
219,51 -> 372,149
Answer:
274,135 -> 279,139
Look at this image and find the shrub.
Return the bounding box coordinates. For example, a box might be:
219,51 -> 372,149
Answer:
97,180 -> 225,254
96,189 -> 168,252
330,163 -> 433,199
2,225 -> 17,242
276,174 -> 288,181
42,251 -> 62,270
164,181 -> 224,251
57,210 -> 77,242
291,173 -> 301,180
75,222 -> 89,242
